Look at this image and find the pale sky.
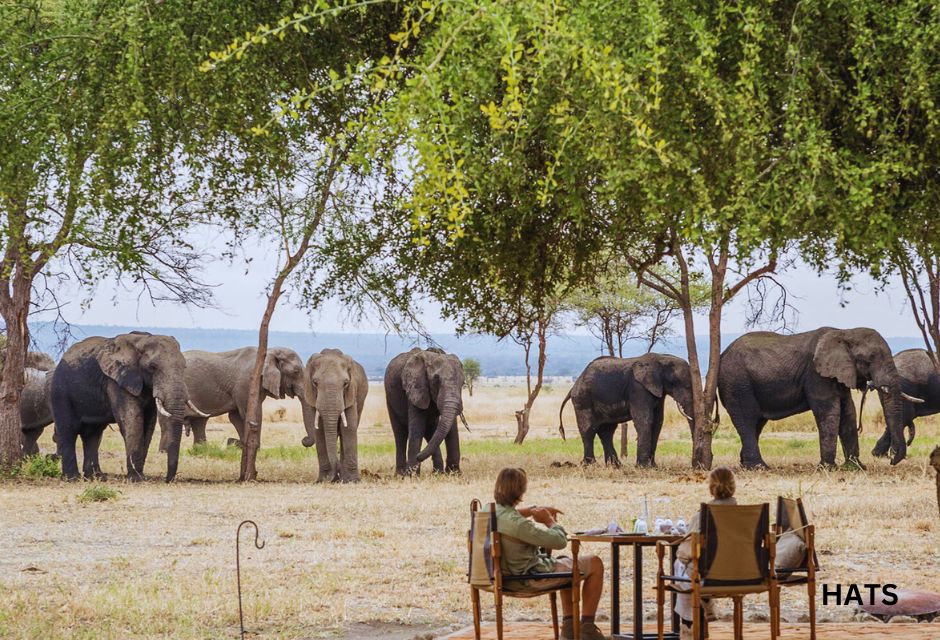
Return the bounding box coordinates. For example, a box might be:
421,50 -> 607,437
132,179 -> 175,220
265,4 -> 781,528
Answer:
50,237 -> 919,338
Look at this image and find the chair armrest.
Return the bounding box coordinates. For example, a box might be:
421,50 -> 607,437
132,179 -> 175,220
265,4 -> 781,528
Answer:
657,535 -> 690,547
503,572 -> 573,582
661,574 -> 692,583
774,523 -> 812,539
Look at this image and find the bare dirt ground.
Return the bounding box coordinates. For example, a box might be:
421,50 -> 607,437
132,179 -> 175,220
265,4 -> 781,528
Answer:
1,383 -> 939,639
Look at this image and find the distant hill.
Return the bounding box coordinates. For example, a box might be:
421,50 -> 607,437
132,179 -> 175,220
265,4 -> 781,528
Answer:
26,323 -> 930,379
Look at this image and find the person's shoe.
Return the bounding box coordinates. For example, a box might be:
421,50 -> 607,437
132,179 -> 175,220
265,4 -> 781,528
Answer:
579,622 -> 609,640
703,599 -> 718,622
560,618 -> 574,640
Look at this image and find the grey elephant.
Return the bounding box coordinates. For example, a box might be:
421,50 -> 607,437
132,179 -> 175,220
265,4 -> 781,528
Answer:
300,348 -> 367,483
559,353 -> 695,467
865,349 -> 937,458
15,351 -> 56,455
718,327 -> 922,469
385,347 -> 465,475
158,346 -> 306,481
51,332 -> 196,481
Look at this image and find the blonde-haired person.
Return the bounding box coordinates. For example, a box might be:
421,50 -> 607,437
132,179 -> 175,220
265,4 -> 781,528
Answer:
673,466 -> 737,639
488,467 -> 608,640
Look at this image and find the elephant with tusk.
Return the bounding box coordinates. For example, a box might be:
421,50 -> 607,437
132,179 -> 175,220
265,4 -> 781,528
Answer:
51,332 -> 191,481
560,353 -> 696,468
300,348 -> 368,483
157,346 -> 306,482
862,349 -> 934,458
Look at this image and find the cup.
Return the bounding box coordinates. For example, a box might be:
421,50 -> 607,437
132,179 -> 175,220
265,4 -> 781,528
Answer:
633,517 -> 648,534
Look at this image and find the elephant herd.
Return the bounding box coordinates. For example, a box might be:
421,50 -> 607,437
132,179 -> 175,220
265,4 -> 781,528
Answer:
9,325 -> 937,481
12,332 -> 465,483
562,327 -> 935,470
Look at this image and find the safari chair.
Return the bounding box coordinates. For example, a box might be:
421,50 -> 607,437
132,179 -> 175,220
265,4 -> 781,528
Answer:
468,499 -> 581,640
774,497 -> 819,639
655,503 -> 779,640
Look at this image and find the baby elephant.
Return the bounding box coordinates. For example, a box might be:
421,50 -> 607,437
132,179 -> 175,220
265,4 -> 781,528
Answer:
560,353 -> 695,467
301,349 -> 368,483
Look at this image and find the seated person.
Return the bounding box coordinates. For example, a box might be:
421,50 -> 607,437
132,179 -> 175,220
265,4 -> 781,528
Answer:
673,466 -> 737,639
488,467 -> 607,640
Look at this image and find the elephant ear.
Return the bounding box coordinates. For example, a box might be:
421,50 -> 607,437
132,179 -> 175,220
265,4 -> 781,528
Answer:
304,355 -> 320,408
97,335 -> 144,396
262,352 -> 284,399
403,353 -> 431,410
634,358 -> 663,398
813,331 -> 857,389
343,356 -> 360,410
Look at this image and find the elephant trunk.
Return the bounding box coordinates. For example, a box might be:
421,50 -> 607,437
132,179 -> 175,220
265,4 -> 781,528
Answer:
319,403 -> 343,479
416,397 -> 459,463
154,379 -> 189,481
872,371 -> 907,465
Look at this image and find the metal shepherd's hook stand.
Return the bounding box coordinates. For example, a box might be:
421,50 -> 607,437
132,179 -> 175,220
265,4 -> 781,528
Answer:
236,520 -> 265,640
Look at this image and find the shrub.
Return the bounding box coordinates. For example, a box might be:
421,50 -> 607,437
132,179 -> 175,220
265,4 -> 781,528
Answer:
14,455 -> 61,479
78,485 -> 120,503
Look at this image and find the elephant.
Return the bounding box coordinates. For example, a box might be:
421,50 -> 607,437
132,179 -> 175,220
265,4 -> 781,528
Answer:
865,349 -> 939,458
717,327 -> 922,470
9,350 -> 57,456
385,347 -> 465,476
559,353 -> 695,467
300,348 -> 368,483
157,346 -> 306,481
51,332 -> 195,481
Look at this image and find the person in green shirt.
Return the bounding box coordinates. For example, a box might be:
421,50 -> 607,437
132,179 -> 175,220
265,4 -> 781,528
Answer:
487,467 -> 608,640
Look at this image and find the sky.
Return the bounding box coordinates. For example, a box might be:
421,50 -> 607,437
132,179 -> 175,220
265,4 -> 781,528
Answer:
47,236 -> 920,338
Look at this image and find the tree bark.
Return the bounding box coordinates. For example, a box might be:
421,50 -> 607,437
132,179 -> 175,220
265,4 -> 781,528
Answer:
514,319 -> 547,444
0,282 -> 30,470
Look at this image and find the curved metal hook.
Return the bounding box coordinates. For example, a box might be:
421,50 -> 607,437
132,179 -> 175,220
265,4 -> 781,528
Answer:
236,520 -> 265,640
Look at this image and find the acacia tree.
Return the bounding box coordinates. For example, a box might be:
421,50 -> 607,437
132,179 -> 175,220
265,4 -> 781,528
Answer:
462,358 -> 481,396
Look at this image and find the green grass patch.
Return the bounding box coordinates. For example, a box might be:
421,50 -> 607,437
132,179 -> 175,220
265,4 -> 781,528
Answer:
187,441 -> 241,461
13,455 -> 61,479
78,484 -> 120,503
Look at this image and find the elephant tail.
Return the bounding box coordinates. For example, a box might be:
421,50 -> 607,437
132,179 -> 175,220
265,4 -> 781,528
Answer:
712,397 -> 720,426
558,390 -> 572,441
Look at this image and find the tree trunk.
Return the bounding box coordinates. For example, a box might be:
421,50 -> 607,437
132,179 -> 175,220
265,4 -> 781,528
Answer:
619,422 -> 628,458
0,280 -> 31,471
514,320 -> 547,444
239,290 -> 280,481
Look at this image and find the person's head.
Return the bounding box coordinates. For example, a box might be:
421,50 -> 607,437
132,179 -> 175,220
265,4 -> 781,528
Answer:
708,466 -> 736,500
494,467 -> 528,506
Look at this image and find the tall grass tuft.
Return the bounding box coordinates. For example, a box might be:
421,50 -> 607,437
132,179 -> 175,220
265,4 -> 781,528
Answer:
77,484 -> 120,503
13,455 -> 61,479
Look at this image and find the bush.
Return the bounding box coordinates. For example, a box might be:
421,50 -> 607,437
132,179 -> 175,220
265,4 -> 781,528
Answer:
13,455 -> 60,479
78,485 -> 120,503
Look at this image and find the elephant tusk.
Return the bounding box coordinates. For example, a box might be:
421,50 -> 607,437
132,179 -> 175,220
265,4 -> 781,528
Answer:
676,403 -> 693,421
459,411 -> 471,432
187,400 -> 211,417
879,385 -> 890,395
341,412 -> 348,429
312,409 -> 319,430
901,392 -> 925,404
155,397 -> 172,418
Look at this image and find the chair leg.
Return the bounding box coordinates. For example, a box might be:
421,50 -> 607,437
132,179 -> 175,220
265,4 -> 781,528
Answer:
551,591 -> 560,640
471,588 -> 482,640
808,582 -> 816,640
495,590 -> 504,640
733,597 -> 743,640
572,583 -> 581,640
769,590 -> 778,640
691,596 -> 700,640
656,584 -> 665,640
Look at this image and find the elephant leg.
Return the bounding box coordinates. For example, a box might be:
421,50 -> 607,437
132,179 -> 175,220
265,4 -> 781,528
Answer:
312,417 -> 335,483
405,405 -> 426,475
811,399 -> 841,469
53,397 -> 81,480
727,392 -> 768,469
430,444 -> 444,473
444,422 -> 461,474
390,413 -> 409,477
139,406 -> 158,469
80,428 -> 106,479
649,402 -> 665,465
229,410 -> 246,442
114,406 -> 147,481
340,422 -> 360,483
189,417 -> 209,445
21,428 -> 42,456
575,409 -> 597,464
838,394 -> 864,469
597,423 -> 621,468
632,399 -> 656,467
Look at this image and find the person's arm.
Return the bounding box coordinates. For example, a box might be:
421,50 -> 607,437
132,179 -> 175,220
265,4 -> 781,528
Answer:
518,505 -> 563,519
501,507 -> 568,550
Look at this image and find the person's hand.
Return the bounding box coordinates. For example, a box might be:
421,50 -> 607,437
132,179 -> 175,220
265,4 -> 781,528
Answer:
530,507 -> 557,528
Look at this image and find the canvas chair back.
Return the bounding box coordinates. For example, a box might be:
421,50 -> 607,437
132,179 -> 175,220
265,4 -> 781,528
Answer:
776,496 -> 819,571
468,500 -> 496,588
698,503 -> 770,586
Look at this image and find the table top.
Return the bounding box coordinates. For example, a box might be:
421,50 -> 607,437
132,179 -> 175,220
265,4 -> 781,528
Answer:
570,532 -> 684,545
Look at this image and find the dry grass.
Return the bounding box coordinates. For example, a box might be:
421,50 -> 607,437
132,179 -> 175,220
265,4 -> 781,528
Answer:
1,383 -> 939,639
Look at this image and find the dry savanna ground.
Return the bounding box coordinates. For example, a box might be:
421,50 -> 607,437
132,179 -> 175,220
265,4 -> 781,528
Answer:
2,381 -> 939,639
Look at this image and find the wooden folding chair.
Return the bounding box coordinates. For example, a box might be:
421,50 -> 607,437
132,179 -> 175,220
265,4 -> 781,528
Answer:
467,499 -> 581,640
775,497 -> 819,639
656,503 -> 779,640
